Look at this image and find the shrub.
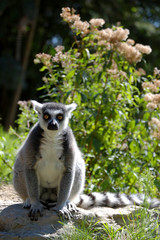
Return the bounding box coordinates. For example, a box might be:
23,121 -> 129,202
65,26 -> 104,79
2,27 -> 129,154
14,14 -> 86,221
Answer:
12,8 -> 160,196
31,7 -> 160,196
0,127 -> 19,182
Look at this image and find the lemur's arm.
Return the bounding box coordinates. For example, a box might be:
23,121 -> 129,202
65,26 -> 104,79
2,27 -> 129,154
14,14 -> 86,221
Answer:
25,168 -> 44,220
25,168 -> 39,203
53,131 -> 76,215
23,124 -> 44,220
56,158 -> 75,209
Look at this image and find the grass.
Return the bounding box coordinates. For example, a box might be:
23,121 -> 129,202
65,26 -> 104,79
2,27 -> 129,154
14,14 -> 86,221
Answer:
58,206 -> 159,240
123,207 -> 160,240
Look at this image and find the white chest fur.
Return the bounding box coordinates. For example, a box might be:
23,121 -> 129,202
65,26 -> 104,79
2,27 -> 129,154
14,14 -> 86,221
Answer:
34,132 -> 65,188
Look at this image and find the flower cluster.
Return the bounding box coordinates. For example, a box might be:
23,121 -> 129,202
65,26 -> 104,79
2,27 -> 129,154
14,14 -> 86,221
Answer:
143,67 -> 160,139
59,7 -> 152,64
73,20 -> 89,35
154,67 -> 160,77
149,117 -> 160,139
142,82 -> 159,93
117,42 -> 142,63
60,7 -> 80,23
144,93 -> 160,110
18,100 -> 28,109
98,27 -> 130,44
34,53 -> 52,67
52,45 -> 64,63
143,68 -> 160,111
135,44 -> 152,55
89,18 -> 105,27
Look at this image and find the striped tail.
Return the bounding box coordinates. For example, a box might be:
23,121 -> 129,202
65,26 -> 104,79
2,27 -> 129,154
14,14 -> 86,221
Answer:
76,192 -> 160,209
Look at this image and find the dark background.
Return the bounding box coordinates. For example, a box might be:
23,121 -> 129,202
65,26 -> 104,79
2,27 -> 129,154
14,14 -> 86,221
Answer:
0,0 -> 160,129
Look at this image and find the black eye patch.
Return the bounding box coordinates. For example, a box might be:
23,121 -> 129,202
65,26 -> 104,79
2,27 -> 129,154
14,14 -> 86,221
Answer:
56,114 -> 63,121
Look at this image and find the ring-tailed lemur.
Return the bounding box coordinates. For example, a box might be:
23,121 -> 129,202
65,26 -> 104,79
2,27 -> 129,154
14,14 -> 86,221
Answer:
13,100 -> 160,221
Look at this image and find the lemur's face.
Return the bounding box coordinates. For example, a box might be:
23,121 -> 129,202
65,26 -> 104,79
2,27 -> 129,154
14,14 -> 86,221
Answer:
31,101 -> 77,132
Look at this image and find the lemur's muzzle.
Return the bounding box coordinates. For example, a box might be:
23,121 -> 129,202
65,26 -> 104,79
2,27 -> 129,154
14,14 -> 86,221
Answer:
48,119 -> 59,130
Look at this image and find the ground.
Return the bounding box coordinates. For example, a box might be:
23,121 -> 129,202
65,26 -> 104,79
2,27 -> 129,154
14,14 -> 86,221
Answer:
0,184 -> 21,208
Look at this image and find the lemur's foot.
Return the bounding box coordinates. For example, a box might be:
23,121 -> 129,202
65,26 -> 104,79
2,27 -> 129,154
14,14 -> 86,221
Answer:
28,202 -> 44,221
23,198 -> 31,208
67,202 -> 78,213
51,202 -> 78,219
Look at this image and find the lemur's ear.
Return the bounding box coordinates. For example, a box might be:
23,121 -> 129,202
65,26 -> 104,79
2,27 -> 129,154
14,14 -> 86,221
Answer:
66,103 -> 77,112
31,100 -> 43,114
65,103 -> 77,117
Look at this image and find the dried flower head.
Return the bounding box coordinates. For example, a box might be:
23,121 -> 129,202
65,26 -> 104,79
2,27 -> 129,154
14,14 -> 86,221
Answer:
55,45 -> 64,52
117,42 -> 142,63
153,79 -> 160,87
98,28 -> 113,41
142,82 -> 158,92
149,117 -> 160,139
35,53 -> 52,66
126,39 -> 135,46
89,18 -> 105,27
146,103 -> 157,111
154,67 -> 160,77
60,7 -> 80,23
110,27 -> 129,42
73,20 -> 89,35
18,100 -> 28,107
144,93 -> 160,106
144,93 -> 155,102
36,53 -> 51,61
135,44 -> 152,55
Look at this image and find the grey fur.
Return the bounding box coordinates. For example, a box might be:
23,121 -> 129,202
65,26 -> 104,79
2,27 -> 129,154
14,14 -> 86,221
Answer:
13,101 -> 160,221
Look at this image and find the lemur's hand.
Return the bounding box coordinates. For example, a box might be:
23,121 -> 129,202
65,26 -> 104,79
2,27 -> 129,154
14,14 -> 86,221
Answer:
28,202 -> 44,221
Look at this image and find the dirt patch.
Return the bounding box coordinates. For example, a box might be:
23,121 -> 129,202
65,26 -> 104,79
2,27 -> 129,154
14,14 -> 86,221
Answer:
0,184 -> 21,207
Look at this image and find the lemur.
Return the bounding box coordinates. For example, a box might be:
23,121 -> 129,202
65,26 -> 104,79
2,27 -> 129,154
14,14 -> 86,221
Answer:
13,100 -> 160,221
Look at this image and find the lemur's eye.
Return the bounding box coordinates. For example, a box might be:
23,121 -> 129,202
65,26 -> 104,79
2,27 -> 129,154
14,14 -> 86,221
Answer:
43,114 -> 50,120
57,114 -> 63,121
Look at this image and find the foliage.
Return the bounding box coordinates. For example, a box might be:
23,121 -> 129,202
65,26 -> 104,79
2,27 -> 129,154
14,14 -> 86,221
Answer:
15,100 -> 38,137
31,7 -> 160,197
1,0 -> 160,128
0,101 -> 37,183
1,7 -> 160,199
0,127 -> 19,183
59,207 -> 160,239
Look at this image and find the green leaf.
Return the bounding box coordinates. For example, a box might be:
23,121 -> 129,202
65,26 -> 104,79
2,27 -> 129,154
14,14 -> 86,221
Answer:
66,69 -> 76,80
40,66 -> 47,72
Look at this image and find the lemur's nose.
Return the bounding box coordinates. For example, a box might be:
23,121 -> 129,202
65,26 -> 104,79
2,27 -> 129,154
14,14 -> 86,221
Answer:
48,119 -> 58,130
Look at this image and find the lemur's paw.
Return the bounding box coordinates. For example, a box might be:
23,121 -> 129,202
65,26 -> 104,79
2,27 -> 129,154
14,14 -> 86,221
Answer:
28,202 -> 44,221
59,206 -> 73,219
51,205 -> 72,219
51,202 -> 78,219
23,198 -> 31,208
67,202 -> 78,213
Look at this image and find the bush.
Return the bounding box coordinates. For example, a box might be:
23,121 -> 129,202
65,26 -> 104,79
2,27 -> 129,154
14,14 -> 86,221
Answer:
0,101 -> 37,183
32,7 -> 160,196
0,127 -> 19,182
3,7 -> 159,196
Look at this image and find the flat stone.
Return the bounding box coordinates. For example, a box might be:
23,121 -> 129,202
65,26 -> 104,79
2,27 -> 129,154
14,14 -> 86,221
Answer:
0,203 -> 144,239
0,185 -> 159,239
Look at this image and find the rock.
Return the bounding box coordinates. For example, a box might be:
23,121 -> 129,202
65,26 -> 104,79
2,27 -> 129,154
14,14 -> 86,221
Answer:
0,185 -> 159,239
0,202 -> 142,239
